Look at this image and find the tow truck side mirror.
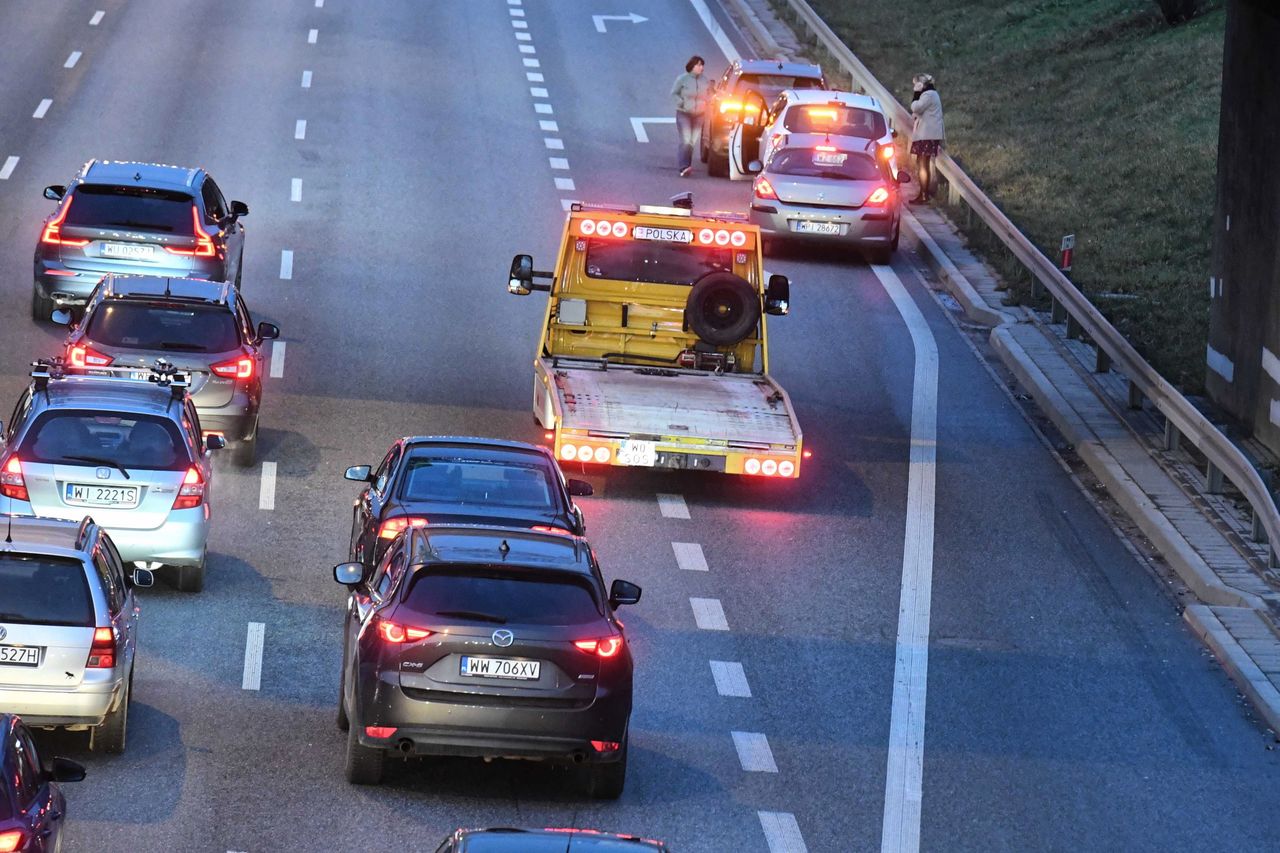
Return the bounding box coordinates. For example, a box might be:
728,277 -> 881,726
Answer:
765,274 -> 790,316
508,254 -> 534,296
44,185 -> 65,201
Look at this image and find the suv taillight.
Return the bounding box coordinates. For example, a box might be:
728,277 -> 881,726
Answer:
0,455 -> 27,501
378,516 -> 428,539
573,636 -> 624,658
373,616 -> 431,644
86,627 -> 116,668
172,466 -> 204,510
163,205 -> 218,258
210,354 -> 253,380
40,196 -> 90,247
0,829 -> 25,853
69,344 -> 114,368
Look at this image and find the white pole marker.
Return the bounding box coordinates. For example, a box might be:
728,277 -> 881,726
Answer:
242,622 -> 265,690
259,462 -> 277,511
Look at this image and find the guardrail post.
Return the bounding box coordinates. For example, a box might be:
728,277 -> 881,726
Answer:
1271,546 -> 1278,570
1095,346 -> 1111,374
1252,507 -> 1267,543
1050,298 -> 1066,324
1205,460 -> 1225,494
1127,379 -> 1143,410
1163,419 -> 1180,452
948,180 -> 961,208
1066,314 -> 1083,340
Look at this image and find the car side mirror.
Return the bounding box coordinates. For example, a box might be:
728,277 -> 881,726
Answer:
608,579 -> 642,609
47,757 -> 86,784
747,159 -> 763,174
130,568 -> 155,588
205,434 -> 226,451
230,200 -> 249,217
257,321 -> 280,341
333,562 -> 365,586
50,309 -> 72,326
567,479 -> 593,497
508,254 -> 534,296
765,274 -> 790,316
44,185 -> 66,201
897,171 -> 912,184
344,465 -> 372,482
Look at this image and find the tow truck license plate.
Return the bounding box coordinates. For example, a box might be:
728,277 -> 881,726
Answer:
632,226 -> 693,244
0,645 -> 40,667
101,242 -> 155,260
617,439 -> 657,467
65,483 -> 139,508
460,656 -> 540,680
792,220 -> 843,235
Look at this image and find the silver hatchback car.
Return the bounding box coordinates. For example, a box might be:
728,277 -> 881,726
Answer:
0,515 -> 153,753
0,361 -> 223,592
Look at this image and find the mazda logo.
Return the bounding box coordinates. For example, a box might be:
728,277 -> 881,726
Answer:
492,629 -> 514,647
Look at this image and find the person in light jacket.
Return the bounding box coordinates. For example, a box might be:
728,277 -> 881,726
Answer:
670,55 -> 708,177
909,73 -> 945,203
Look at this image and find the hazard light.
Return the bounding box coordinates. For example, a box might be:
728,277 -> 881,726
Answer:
743,456 -> 798,477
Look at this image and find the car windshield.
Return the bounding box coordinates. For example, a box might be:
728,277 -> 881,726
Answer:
584,239 -> 733,286
739,73 -> 823,94
64,184 -> 194,233
783,105 -> 886,138
85,302 -> 239,352
20,410 -> 191,471
769,149 -> 883,181
402,570 -> 602,625
400,458 -> 557,509
0,555 -> 93,627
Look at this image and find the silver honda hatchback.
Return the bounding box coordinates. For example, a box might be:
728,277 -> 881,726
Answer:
0,363 -> 223,592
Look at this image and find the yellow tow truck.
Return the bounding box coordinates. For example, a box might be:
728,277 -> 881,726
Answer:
506,196 -> 804,477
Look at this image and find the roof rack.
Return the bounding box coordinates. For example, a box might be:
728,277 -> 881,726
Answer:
32,357 -> 191,400
74,516 -> 96,550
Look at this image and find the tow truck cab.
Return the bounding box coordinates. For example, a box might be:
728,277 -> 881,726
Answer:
507,198 -> 804,478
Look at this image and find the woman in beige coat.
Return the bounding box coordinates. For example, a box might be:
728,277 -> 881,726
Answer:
909,73 -> 945,203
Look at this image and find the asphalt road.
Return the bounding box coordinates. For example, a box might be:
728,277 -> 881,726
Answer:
0,1 -> 1277,851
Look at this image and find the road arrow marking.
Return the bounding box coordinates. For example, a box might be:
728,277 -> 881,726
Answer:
630,116 -> 675,143
593,12 -> 648,33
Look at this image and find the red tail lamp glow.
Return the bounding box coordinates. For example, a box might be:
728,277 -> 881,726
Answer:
364,726 -> 398,739
878,144 -> 895,161
574,636 -> 624,658
531,525 -> 573,535
164,205 -> 217,257
86,627 -> 116,668
41,197 -> 90,247
210,355 -> 254,380
375,618 -> 431,643
172,466 -> 205,510
815,145 -> 837,152
0,455 -> 26,501
743,456 -> 799,478
865,186 -> 890,205
378,516 -> 429,538
590,740 -> 622,752
754,177 -> 778,200
69,345 -> 114,368
0,830 -> 25,853
807,107 -> 839,121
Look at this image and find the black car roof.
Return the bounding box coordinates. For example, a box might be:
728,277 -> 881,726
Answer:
401,436 -> 553,457
735,59 -> 824,78
101,274 -> 231,305
80,159 -> 201,191
411,526 -> 590,574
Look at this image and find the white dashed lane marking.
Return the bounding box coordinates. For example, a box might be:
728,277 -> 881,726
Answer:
89,11 -> 104,25
259,462 -> 277,511
554,177 -> 575,191
241,622 -> 265,690
759,812 -> 808,853
294,119 -> 307,140
64,51 -> 82,69
301,70 -> 313,88
527,72 -> 544,82
690,597 -> 727,631
509,6 -> 525,15
315,0 -> 324,6
539,119 -> 558,131
307,28 -> 318,44
530,87 -> 549,98
544,138 -> 564,150
523,57 -> 540,66
656,493 -> 690,518
0,157 -> 19,180
535,103 -> 554,115
516,32 -> 532,41
33,100 -> 52,119
291,178 -> 302,202
279,250 -> 294,280
548,157 -> 569,170
672,542 -> 708,572
520,45 -> 537,54
710,661 -> 751,697
512,19 -> 528,29
731,731 -> 778,772
270,341 -> 286,378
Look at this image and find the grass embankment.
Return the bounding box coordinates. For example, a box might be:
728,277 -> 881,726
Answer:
774,0 -> 1224,390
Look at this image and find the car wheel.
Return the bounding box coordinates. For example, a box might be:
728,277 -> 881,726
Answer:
90,671 -> 130,754
345,722 -> 385,785
233,421 -> 258,468
174,553 -> 205,593
890,222 -> 901,253
707,148 -> 729,178
31,288 -> 54,321
582,735 -> 627,800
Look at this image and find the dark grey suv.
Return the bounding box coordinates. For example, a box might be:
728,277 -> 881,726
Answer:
33,159 -> 248,320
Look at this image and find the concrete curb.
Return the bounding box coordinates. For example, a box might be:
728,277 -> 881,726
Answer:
721,0 -> 787,59
1184,605 -> 1280,735
902,212 -> 1013,327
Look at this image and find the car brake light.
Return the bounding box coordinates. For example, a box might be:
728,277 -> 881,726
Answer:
816,144 -> 837,152
878,143 -> 895,161
210,355 -> 253,380
1,456 -> 28,501
69,344 -> 114,368
163,205 -> 217,257
378,516 -> 428,538
590,740 -> 622,752
808,107 -> 839,121
364,726 -> 398,739
40,197 -> 90,247
574,636 -> 624,658
375,617 -> 431,644
530,525 -> 573,535
86,626 -> 116,668
754,177 -> 778,200
172,466 -> 204,510
865,186 -> 890,205
0,830 -> 24,853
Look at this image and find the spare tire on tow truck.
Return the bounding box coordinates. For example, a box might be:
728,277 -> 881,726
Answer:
685,271 -> 761,347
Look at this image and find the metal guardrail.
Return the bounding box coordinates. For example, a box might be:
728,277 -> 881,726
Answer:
778,0 -> 1280,559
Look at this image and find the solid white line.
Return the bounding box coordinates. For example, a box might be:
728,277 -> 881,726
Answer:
279,250 -> 294,280
759,812 -> 808,853
548,157 -> 569,170
531,87 -> 549,98
290,178 -> 302,202
710,660 -> 751,697
539,119 -> 558,131
688,0 -> 741,62
520,45 -> 537,54
544,138 -> 564,150
527,72 -> 544,82
672,541 -> 708,572
871,262 -> 939,853
656,493 -> 690,519
512,20 -> 528,29
307,28 -> 318,44
294,119 -> 307,140
33,99 -> 52,119
64,51 -> 82,69
0,157 -> 18,180
270,341 -> 286,378
242,622 -> 265,690
630,116 -> 675,143
690,597 -> 727,631
516,32 -> 532,41
301,70 -> 313,88
89,11 -> 104,25
731,731 -> 778,772
535,103 -> 553,115
259,462 -> 277,511
554,177 -> 575,191
523,58 -> 540,67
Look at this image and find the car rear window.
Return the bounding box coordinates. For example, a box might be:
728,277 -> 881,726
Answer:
585,239 -> 733,286
86,302 -> 240,352
403,570 -> 602,626
783,105 -> 886,139
463,838 -> 656,853
64,184 -> 194,234
769,149 -> 883,181
0,555 -> 93,627
400,458 -> 556,509
739,73 -> 824,92
20,410 -> 191,471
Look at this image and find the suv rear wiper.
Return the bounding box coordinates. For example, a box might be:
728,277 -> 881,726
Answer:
61,455 -> 131,480
433,610 -> 507,624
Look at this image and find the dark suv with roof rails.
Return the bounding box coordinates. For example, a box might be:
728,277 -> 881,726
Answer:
334,525 -> 640,797
57,274 -> 279,466
33,159 -> 249,320
702,59 -> 827,177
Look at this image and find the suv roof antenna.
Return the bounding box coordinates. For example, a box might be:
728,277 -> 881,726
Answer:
164,277 -> 172,298
5,498 -> 13,545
